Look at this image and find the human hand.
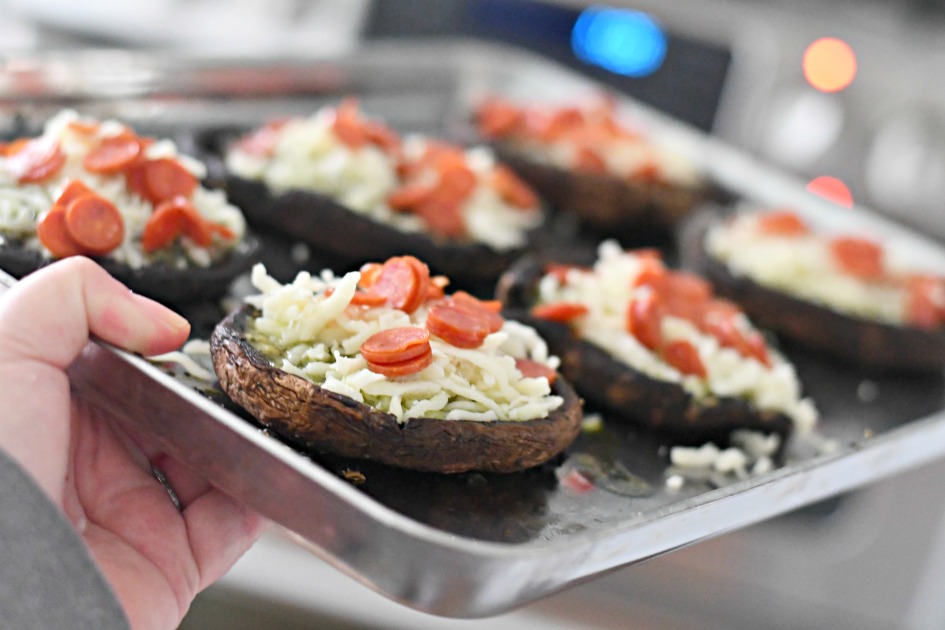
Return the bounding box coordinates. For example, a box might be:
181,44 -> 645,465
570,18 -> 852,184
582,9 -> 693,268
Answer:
0,257 -> 267,629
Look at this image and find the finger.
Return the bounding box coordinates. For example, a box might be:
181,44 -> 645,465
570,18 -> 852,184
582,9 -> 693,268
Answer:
182,490 -> 270,588
0,256 -> 190,368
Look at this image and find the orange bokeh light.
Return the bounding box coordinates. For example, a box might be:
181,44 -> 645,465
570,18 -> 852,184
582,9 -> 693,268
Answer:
807,176 -> 854,207
803,38 -> 857,93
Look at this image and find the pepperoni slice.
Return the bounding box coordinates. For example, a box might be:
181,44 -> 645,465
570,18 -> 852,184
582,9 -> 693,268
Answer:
83,135 -> 143,174
626,287 -> 663,350
632,256 -> 668,290
829,236 -> 885,279
142,158 -> 198,205
141,200 -> 188,252
365,348 -> 434,378
64,194 -> 125,256
491,165 -> 538,209
358,262 -> 383,288
413,198 -> 467,240
531,301 -> 589,323
332,98 -> 368,149
515,358 -> 557,384
363,121 -> 400,152
37,208 -> 84,259
426,275 -> 449,301
450,291 -> 504,332
574,147 -> 608,173
426,302 -> 492,348
701,311 -> 771,367
362,256 -> 429,314
476,99 -> 524,138
906,275 -> 945,329
756,211 -> 810,237
53,180 -> 95,212
387,183 -> 434,212
662,340 -> 707,378
6,139 -> 66,183
361,327 -> 431,365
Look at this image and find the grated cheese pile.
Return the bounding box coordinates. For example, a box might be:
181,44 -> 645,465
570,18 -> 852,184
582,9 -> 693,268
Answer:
706,212 -> 909,324
225,105 -> 541,250
245,264 -> 564,423
536,241 -> 817,433
0,110 -> 247,269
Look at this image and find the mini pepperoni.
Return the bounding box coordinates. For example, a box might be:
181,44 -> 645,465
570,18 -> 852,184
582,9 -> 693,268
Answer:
332,98 -> 368,149
361,256 -> 429,314
401,256 -> 431,314
662,340 -> 707,378
906,275 -> 945,329
515,358 -> 557,384
491,165 -> 538,209
413,198 -> 467,239
141,201 -> 188,252
756,211 -> 810,237
7,139 -> 66,183
829,236 -> 885,280
574,147 -> 608,173
476,99 -> 524,138
37,208 -> 84,259
386,183 -> 434,212
365,348 -> 434,378
323,286 -> 388,307
143,158 -> 198,205
361,327 -> 432,365
632,256 -> 667,289
83,135 -> 142,174
531,301 -> 589,323
450,291 -> 504,332
363,121 -> 400,152
53,180 -> 95,212
701,314 -> 771,367
426,302 -> 492,348
626,287 -> 663,350
63,194 -> 125,256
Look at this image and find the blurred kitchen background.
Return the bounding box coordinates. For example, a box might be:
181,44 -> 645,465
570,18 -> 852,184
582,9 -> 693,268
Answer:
3,1 -> 945,628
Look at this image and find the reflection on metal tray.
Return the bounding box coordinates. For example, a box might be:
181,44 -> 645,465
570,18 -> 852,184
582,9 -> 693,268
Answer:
4,42 -> 945,618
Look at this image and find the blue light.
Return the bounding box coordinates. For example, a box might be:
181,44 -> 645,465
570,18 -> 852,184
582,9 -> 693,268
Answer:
572,7 -> 668,78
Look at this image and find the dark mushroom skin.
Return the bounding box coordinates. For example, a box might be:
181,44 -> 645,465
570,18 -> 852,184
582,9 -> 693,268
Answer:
686,224 -> 945,374
496,255 -> 794,446
224,173 -> 537,289
210,304 -> 584,474
493,146 -> 705,236
0,234 -> 260,306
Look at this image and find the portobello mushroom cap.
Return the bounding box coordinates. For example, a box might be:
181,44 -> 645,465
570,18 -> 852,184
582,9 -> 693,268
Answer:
0,234 -> 260,306
210,304 -> 584,474
224,173 -> 538,289
686,224 -> 945,373
492,145 -> 705,235
496,255 -> 794,446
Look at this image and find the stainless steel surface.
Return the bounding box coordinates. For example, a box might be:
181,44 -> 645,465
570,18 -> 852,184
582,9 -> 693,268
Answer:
3,43 -> 945,618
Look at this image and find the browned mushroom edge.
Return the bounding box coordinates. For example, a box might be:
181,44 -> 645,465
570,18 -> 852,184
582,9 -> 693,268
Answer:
684,222 -> 945,374
209,304 -> 585,474
224,174 -> 543,289
0,234 -> 260,306
492,145 -> 708,235
496,255 -> 794,447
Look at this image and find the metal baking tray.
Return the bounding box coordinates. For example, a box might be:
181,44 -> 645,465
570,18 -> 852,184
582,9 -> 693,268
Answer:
3,42 -> 945,618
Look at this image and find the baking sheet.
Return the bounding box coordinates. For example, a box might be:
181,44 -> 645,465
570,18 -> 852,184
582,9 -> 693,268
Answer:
3,42 -> 945,618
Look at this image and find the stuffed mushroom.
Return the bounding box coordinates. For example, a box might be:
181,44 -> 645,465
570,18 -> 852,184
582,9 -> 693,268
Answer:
497,241 -> 817,446
210,255 -> 583,473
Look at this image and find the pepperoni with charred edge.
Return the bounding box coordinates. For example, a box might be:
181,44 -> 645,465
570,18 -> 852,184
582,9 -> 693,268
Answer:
426,302 -> 492,348
531,301 -> 589,323
361,327 -> 432,366
515,358 -> 557,384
